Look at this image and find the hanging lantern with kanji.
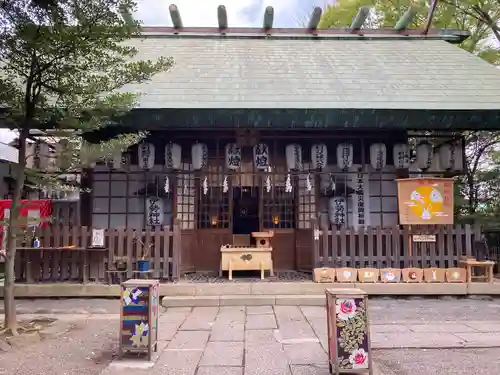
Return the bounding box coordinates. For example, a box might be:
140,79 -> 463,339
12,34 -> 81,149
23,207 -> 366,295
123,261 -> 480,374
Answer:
393,143 -> 410,169
285,143 -> 302,170
336,143 -> 353,170
225,143 -> 242,170
191,143 -> 208,170
416,141 -> 433,170
253,143 -> 270,170
369,143 -> 387,170
165,143 -> 182,170
138,142 -> 155,170
311,143 -> 328,169
106,152 -> 122,170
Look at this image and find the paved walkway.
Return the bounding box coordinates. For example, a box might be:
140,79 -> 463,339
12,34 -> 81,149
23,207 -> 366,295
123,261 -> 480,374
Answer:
3,298 -> 500,375
98,304 -> 500,375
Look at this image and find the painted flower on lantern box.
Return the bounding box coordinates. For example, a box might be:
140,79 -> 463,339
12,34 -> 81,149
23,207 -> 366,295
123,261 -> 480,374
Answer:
336,298 -> 357,320
333,297 -> 370,370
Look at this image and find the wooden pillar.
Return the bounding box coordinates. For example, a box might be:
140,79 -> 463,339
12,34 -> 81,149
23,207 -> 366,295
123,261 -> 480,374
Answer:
79,168 -> 93,227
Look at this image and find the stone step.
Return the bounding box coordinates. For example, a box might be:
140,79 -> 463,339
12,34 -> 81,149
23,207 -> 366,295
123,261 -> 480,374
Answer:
163,281 -> 472,297
161,294 -> 326,307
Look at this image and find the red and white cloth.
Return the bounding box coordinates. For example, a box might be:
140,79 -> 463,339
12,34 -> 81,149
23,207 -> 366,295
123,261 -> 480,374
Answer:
0,199 -> 52,250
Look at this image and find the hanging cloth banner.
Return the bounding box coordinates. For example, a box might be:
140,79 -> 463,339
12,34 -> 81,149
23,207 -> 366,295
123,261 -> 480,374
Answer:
0,199 -> 52,249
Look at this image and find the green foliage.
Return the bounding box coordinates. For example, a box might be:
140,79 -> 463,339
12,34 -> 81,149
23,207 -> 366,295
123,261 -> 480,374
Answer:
0,0 -> 173,328
319,0 -> 500,64
0,0 -> 173,186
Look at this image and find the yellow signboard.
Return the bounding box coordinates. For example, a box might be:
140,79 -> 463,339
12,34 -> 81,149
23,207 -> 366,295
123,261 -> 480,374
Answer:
396,178 -> 454,225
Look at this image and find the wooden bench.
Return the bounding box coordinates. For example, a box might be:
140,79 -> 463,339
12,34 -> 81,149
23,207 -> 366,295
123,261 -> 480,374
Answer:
459,258 -> 495,283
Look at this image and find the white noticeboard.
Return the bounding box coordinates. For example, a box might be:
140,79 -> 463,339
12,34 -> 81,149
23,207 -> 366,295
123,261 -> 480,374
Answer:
91,229 -> 105,247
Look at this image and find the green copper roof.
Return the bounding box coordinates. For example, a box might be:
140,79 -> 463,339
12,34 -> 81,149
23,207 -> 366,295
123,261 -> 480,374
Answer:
122,36 -> 500,111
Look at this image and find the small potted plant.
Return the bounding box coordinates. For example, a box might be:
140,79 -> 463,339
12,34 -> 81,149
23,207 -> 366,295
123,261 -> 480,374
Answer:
134,235 -> 153,272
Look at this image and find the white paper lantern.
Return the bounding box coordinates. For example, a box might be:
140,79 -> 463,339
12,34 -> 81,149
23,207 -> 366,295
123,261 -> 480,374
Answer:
437,143 -> 453,170
225,143 -> 241,170
191,143 -> 208,170
146,197 -> 164,226
285,143 -> 302,170
165,143 -> 181,170
336,143 -> 353,170
106,153 -> 122,170
328,197 -> 346,225
428,152 -> 441,172
138,143 -> 155,170
416,142 -> 433,170
393,143 -> 410,169
453,142 -> 464,171
369,143 -> 387,170
409,162 -> 422,177
253,143 -> 270,170
311,144 -> 328,169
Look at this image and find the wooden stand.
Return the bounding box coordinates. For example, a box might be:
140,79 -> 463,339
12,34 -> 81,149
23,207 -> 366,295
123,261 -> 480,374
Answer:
119,279 -> 159,361
459,259 -> 495,283
220,245 -> 274,280
326,288 -> 373,375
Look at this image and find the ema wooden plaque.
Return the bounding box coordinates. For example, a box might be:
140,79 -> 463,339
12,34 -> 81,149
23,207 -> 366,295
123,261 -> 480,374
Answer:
335,267 -> 357,283
423,268 -> 445,283
402,268 -> 424,283
313,267 -> 335,283
357,268 -> 379,283
380,268 -> 401,283
445,267 -> 467,283
396,178 -> 454,225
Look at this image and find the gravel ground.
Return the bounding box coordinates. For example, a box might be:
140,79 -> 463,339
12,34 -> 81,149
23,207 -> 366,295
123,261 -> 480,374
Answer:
374,348 -> 500,375
0,318 -> 118,375
4,297 -> 500,322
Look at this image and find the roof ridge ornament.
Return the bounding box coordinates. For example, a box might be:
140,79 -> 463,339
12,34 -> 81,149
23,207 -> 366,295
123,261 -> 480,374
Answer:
156,4 -> 469,43
217,5 -> 228,29
263,6 -> 274,30
169,4 -> 183,29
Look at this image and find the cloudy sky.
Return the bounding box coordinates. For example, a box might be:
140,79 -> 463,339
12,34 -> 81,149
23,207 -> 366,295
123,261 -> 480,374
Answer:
135,0 -> 324,27
0,0 -> 327,144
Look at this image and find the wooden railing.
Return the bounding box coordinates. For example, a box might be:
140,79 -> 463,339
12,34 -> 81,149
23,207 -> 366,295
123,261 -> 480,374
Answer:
313,224 -> 482,269
13,220 -> 181,283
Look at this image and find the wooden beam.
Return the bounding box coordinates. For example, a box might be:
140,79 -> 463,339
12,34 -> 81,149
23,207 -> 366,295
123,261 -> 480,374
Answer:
169,4 -> 183,29
394,7 -> 418,31
350,6 -> 370,29
218,5 -> 228,29
119,4 -> 134,26
307,7 -> 322,30
263,6 -> 274,30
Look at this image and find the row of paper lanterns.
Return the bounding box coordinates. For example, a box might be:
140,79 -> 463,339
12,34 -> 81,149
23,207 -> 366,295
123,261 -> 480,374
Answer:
106,141 -> 463,172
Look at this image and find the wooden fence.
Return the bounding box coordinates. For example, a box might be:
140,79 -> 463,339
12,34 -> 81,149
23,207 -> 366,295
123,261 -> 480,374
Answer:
313,224 -> 482,269
13,221 -> 181,283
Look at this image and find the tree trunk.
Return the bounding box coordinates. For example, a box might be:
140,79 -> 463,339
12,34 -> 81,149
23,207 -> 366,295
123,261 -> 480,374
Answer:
3,127 -> 29,331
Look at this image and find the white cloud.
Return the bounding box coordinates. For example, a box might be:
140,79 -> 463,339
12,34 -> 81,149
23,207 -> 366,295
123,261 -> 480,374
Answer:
135,0 -> 302,27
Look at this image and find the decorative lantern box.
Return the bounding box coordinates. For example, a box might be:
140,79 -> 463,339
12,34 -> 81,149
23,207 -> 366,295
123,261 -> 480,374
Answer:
119,279 -> 160,360
326,288 -> 372,374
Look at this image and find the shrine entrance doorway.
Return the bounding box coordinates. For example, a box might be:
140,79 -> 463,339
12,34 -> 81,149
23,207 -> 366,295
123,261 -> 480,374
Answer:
232,186 -> 260,245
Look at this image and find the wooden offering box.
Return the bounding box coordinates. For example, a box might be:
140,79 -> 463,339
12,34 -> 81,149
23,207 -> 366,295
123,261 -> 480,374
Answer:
119,279 -> 159,360
326,288 -> 373,375
251,231 -> 274,248
220,245 -> 274,280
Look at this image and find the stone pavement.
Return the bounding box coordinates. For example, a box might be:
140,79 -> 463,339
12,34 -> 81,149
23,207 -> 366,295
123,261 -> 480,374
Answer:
96,304 -> 500,375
